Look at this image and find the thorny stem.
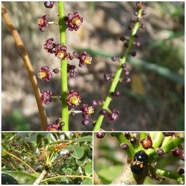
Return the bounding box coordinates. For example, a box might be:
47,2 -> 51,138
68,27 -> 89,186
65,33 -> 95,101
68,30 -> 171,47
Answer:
58,2 -> 69,131
2,3 -> 48,130
93,6 -> 143,131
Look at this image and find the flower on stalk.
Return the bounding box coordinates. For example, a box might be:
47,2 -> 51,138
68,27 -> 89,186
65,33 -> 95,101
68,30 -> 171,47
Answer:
140,133 -> 153,149
107,109 -> 120,122
67,64 -> 77,78
80,104 -> 94,119
44,38 -> 55,53
38,66 -> 52,81
37,14 -> 49,32
66,90 -> 81,108
41,90 -> 53,104
53,44 -> 68,60
46,118 -> 64,131
65,12 -> 83,31
78,51 -> 92,67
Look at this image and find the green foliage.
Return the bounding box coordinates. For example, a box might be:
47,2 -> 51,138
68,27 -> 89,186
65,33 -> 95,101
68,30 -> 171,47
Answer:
2,132 -> 93,184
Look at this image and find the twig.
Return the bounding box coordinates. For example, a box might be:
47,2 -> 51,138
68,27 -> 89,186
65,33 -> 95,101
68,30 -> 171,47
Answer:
2,3 -> 48,130
33,169 -> 47,185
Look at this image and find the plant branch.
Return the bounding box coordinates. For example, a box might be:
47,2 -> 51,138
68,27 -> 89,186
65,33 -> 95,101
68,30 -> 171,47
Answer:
33,169 -> 47,185
93,7 -> 143,131
58,2 -> 69,131
2,3 -> 48,130
3,150 -> 37,174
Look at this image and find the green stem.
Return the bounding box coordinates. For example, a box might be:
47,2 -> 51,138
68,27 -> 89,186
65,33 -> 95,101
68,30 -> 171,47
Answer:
150,167 -> 184,184
112,132 -> 135,158
58,2 -> 69,131
93,8 -> 143,131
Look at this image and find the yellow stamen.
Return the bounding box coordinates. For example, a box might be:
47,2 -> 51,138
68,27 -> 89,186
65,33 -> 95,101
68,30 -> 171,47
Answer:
57,51 -> 65,59
37,18 -> 44,25
38,71 -> 47,79
70,96 -> 80,106
84,57 -> 92,64
72,17 -> 81,26
88,106 -> 94,115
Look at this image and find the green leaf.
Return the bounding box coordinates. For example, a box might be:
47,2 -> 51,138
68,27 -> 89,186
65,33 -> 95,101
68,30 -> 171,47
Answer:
84,162 -> 92,176
81,178 -> 92,185
74,136 -> 92,142
2,170 -> 37,184
66,145 -> 84,159
98,165 -> 123,184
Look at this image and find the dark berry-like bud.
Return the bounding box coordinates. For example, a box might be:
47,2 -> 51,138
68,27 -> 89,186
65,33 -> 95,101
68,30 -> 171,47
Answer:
120,36 -> 126,41
123,69 -> 130,76
82,119 -> 89,126
163,132 -> 174,136
91,100 -> 98,106
134,33 -> 139,38
131,51 -> 136,57
130,18 -> 136,23
65,12 -> 83,31
140,24 -> 146,29
140,134 -> 153,149
114,90 -> 120,97
130,137 -> 136,144
67,64 -> 77,78
53,68 -> 60,74
178,168 -> 185,175
99,109 -> 108,115
157,149 -> 164,156
172,148 -> 181,156
134,41 -> 141,47
78,51 -> 92,67
128,25 -> 133,31
111,56 -> 119,62
104,73 -> 112,81
107,109 -> 120,122
121,143 -> 129,150
44,1 -> 55,8
121,63 -> 127,69
124,132 -> 131,139
125,77 -> 131,83
96,132 -> 105,139
37,14 -> 49,32
134,11 -> 138,16
124,43 -> 129,48
41,90 -> 53,105
142,10 -> 146,16
180,150 -> 184,161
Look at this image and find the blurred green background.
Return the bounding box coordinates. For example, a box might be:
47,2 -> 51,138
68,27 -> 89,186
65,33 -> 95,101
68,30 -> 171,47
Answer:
2,2 -> 184,131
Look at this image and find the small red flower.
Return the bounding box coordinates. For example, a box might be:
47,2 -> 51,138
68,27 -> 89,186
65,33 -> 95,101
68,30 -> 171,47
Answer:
41,90 -> 52,105
37,14 -> 49,32
140,133 -> 153,149
65,12 -> 83,31
80,104 -> 94,119
66,90 -> 81,107
79,51 -> 92,67
38,66 -> 52,81
53,44 -> 68,60
44,38 -> 55,53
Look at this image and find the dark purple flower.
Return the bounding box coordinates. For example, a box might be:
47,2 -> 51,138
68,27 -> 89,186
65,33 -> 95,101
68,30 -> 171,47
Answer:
38,66 -> 52,81
66,90 -> 81,107
107,109 -> 120,122
53,44 -> 68,60
37,14 -> 49,32
65,12 -> 83,31
41,90 -> 52,104
44,38 -> 55,53
80,104 -> 94,119
46,123 -> 59,131
44,1 -> 55,8
78,51 -> 92,67
67,64 -> 77,78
